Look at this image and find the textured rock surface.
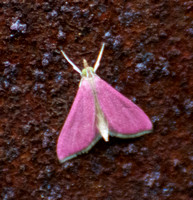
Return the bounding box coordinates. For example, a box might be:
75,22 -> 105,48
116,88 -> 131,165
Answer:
0,1 -> 193,200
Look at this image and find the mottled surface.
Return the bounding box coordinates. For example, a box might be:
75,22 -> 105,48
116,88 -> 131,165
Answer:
0,1 -> 193,200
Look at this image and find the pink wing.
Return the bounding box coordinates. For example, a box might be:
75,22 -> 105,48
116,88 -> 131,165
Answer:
57,79 -> 100,163
94,76 -> 152,138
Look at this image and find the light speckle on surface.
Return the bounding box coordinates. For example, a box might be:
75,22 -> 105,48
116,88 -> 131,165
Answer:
10,19 -> 27,33
144,172 -> 161,187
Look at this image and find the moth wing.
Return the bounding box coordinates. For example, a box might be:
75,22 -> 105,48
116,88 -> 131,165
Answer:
57,79 -> 100,163
94,76 -> 152,138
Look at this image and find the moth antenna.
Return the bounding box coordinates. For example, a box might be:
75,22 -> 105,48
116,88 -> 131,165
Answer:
94,43 -> 105,72
61,50 -> 82,74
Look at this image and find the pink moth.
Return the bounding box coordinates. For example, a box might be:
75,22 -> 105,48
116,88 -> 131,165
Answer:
57,43 -> 152,163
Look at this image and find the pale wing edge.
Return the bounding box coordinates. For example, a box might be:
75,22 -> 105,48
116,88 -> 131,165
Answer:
109,129 -> 153,139
59,135 -> 101,163
59,129 -> 153,163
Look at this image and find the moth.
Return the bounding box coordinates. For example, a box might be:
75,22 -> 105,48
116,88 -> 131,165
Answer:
57,43 -> 152,163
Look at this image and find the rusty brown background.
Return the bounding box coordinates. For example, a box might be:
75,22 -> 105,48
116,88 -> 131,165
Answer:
0,1 -> 193,200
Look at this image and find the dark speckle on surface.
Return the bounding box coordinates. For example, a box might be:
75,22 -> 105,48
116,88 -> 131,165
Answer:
0,1 -> 193,200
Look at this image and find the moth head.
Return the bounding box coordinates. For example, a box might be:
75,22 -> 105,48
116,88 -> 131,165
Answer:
61,43 -> 105,78
81,59 -> 95,78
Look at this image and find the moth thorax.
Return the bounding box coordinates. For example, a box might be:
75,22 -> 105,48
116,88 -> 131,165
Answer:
82,64 -> 94,78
